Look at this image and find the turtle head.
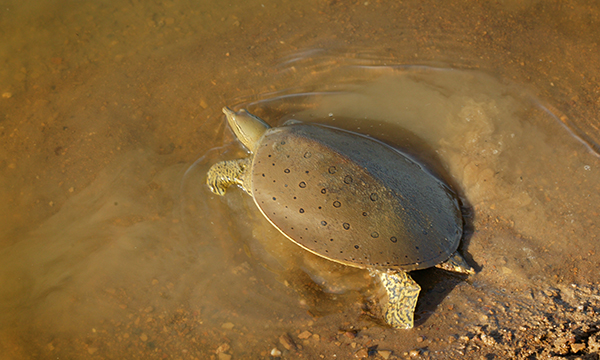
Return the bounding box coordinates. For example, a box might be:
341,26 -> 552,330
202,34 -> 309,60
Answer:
223,107 -> 271,153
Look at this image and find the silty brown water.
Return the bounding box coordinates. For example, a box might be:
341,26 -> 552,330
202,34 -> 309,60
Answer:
1,0 -> 600,359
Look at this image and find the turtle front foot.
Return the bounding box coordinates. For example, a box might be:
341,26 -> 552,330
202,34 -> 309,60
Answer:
206,158 -> 251,196
379,271 -> 421,329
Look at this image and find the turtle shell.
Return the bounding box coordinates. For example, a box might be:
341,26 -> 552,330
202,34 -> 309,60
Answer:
250,123 -> 462,272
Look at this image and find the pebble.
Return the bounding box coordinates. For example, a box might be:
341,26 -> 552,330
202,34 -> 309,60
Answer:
216,343 -> 230,354
270,348 -> 282,357
298,331 -> 312,339
480,334 -> 496,346
218,354 -> 232,360
2,92 -> 12,99
416,336 -> 424,342
279,334 -> 296,350
378,350 -> 392,359
354,348 -> 368,358
344,331 -> 357,339
221,322 -> 235,330
140,333 -> 148,342
570,343 -> 586,353
409,349 -> 420,357
87,347 -> 98,354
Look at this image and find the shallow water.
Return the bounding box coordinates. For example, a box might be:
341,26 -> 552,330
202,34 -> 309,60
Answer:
1,0 -> 600,359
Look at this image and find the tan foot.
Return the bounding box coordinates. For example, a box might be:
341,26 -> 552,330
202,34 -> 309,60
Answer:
206,158 -> 251,195
435,252 -> 474,274
379,271 -> 421,329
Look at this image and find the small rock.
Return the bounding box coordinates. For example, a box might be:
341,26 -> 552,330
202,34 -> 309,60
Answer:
222,322 -> 235,330
216,343 -> 230,354
409,349 -> 420,357
480,334 -> 496,346
140,333 -> 148,342
279,334 -> 296,350
571,343 -> 586,353
2,92 -> 12,99
270,348 -> 282,357
218,353 -> 232,360
344,331 -> 357,339
378,350 -> 392,359
87,347 -> 98,354
354,348 -> 368,358
416,336 -> 424,342
298,330 -> 312,339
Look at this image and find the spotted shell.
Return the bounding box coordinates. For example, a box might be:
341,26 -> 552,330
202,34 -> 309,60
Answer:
250,123 -> 462,271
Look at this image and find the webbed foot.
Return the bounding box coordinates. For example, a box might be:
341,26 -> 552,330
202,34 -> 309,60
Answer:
379,271 -> 421,329
206,158 -> 252,196
435,252 -> 474,274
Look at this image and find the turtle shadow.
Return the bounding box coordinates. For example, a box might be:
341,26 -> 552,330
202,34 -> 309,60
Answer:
411,268 -> 471,327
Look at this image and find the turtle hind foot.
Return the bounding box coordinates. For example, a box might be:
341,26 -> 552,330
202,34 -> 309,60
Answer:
436,252 -> 475,275
379,271 -> 421,329
206,158 -> 251,196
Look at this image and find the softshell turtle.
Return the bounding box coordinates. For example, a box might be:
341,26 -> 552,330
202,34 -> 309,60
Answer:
206,107 -> 474,329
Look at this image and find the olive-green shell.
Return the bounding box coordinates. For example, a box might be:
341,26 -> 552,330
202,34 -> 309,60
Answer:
251,123 -> 462,271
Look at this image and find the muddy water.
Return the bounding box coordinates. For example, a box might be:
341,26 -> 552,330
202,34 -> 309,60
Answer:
2,0 -> 600,359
